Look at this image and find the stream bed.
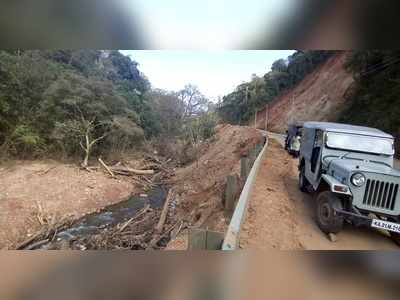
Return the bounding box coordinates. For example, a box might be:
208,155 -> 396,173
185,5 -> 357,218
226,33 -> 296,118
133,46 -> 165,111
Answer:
36,185 -> 168,249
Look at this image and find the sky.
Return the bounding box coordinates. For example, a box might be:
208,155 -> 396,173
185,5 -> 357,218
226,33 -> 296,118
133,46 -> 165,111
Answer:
121,50 -> 295,101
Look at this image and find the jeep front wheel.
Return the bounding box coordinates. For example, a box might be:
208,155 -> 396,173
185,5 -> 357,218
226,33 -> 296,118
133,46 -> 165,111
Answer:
389,218 -> 400,246
316,191 -> 344,234
299,165 -> 310,193
390,232 -> 400,246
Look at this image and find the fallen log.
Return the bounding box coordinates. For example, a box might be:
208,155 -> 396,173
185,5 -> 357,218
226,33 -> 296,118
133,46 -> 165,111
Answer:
25,239 -> 50,250
16,231 -> 44,250
155,189 -> 174,234
110,166 -> 154,176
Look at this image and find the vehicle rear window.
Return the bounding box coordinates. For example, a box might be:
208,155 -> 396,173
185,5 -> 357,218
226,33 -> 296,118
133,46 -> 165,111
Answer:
326,132 -> 394,155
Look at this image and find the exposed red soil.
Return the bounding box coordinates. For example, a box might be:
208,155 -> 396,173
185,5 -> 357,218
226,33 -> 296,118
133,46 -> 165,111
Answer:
240,139 -> 302,249
0,160 -> 135,249
167,124 -> 264,249
255,52 -> 354,132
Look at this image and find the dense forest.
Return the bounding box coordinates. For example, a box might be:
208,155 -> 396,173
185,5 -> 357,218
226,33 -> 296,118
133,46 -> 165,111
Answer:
340,50 -> 400,146
217,50 -> 337,124
0,50 -> 216,164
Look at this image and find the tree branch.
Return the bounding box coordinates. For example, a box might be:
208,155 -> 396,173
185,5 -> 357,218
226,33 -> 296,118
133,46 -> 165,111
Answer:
89,134 -> 107,148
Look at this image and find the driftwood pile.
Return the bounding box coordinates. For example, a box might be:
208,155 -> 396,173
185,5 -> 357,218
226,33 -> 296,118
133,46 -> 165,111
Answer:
15,190 -> 185,250
97,155 -> 175,190
71,190 -> 185,250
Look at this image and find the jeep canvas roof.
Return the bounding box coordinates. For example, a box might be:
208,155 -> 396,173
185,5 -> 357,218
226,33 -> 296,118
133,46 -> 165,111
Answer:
303,122 -> 393,139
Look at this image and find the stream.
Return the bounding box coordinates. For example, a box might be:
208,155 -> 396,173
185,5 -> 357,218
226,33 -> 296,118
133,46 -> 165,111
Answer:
36,186 -> 168,249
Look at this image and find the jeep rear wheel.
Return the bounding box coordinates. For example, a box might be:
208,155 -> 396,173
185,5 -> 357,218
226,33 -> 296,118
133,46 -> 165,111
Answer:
316,191 -> 344,234
299,165 -> 310,193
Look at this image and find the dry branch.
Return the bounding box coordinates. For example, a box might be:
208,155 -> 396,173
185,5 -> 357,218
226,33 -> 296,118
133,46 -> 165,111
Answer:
37,166 -> 57,176
119,204 -> 150,232
148,220 -> 181,249
98,157 -> 115,178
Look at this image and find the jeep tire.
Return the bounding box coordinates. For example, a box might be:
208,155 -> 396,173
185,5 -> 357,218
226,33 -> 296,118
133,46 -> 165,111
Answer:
316,191 -> 344,234
299,165 -> 310,193
390,232 -> 400,246
389,218 -> 400,246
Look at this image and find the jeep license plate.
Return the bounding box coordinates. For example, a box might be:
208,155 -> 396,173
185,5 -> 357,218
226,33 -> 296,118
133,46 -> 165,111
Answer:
371,219 -> 400,233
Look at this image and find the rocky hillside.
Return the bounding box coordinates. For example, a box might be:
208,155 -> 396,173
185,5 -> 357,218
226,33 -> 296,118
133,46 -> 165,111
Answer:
256,52 -> 354,132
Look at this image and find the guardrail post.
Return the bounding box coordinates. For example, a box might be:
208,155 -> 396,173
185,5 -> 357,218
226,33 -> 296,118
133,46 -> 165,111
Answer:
249,147 -> 257,166
224,175 -> 238,212
256,142 -> 263,155
188,229 -> 224,250
189,229 -> 207,249
240,156 -> 249,179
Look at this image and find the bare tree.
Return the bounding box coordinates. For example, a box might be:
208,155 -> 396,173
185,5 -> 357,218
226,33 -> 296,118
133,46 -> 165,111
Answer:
53,103 -> 108,168
177,84 -> 208,119
79,117 -> 107,168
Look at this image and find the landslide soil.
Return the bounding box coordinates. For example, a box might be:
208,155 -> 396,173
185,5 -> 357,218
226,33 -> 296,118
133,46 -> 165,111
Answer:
167,124 -> 264,249
240,138 -> 399,250
256,52 -> 354,132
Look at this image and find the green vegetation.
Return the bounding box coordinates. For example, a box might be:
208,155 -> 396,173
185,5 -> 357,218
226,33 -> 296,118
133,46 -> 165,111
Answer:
217,50 -> 336,124
339,51 -> 400,152
0,50 -> 215,164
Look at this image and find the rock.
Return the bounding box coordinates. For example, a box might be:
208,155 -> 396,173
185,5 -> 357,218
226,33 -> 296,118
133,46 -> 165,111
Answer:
328,233 -> 337,242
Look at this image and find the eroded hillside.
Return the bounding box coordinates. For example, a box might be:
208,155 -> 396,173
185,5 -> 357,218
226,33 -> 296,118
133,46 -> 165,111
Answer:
256,52 -> 354,132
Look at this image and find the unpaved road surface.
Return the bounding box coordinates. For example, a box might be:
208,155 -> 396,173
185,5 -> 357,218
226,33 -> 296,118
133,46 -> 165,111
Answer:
240,136 -> 398,250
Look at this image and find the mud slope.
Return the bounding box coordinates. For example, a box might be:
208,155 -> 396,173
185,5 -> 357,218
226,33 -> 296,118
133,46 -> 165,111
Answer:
256,52 -> 354,132
173,124 -> 264,230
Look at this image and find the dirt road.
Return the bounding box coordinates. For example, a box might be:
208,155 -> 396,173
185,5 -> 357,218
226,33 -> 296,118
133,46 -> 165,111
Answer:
240,136 -> 399,250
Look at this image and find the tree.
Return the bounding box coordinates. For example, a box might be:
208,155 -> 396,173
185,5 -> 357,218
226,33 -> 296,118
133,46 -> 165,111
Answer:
271,59 -> 287,72
177,84 -> 208,118
0,50 -> 154,159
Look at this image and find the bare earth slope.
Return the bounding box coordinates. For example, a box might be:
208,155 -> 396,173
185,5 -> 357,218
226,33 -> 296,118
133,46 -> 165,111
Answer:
256,52 -> 354,132
167,124 -> 264,249
173,124 -> 264,230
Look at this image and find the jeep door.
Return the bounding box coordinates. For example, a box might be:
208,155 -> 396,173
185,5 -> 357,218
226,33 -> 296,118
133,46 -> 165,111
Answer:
305,129 -> 324,187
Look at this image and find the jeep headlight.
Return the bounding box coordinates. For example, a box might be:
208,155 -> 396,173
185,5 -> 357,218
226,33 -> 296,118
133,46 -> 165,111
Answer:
351,173 -> 366,187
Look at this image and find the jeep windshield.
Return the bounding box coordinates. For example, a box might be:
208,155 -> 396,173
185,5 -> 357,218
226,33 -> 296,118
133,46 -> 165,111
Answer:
326,132 -> 394,155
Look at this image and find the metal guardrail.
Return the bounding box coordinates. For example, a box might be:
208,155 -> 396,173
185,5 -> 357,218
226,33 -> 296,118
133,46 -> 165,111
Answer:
221,138 -> 269,250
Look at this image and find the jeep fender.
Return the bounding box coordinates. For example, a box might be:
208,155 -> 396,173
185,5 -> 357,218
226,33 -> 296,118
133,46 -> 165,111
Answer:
320,174 -> 352,196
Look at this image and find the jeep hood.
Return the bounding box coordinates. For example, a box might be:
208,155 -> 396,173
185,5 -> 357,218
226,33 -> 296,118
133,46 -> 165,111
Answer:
326,158 -> 400,178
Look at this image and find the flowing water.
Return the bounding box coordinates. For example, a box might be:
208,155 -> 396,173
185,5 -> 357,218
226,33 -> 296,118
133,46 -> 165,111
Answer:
37,186 -> 167,248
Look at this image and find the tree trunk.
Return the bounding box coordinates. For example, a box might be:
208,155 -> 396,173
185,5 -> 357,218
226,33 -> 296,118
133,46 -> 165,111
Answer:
82,151 -> 89,168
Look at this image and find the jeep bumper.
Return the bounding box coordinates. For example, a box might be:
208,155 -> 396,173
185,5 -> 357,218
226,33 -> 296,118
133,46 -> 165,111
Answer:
334,208 -> 400,234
